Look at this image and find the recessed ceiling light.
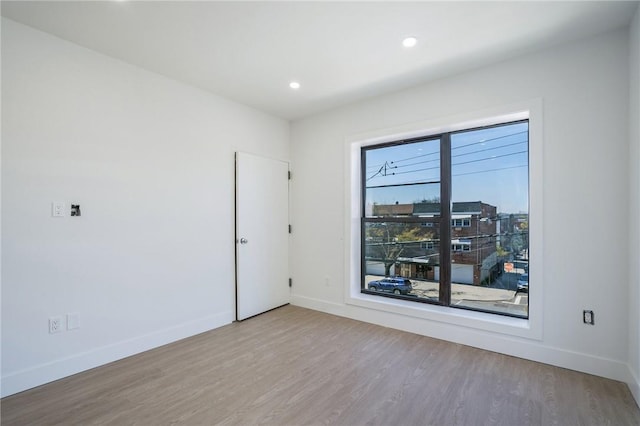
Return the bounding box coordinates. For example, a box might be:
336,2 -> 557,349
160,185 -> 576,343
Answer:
289,81 -> 301,90
402,37 -> 417,48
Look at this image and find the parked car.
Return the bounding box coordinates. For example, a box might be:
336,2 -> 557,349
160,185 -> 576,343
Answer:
368,277 -> 412,295
517,273 -> 529,292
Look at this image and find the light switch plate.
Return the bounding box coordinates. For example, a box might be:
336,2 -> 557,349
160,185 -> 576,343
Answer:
67,313 -> 80,330
52,202 -> 65,217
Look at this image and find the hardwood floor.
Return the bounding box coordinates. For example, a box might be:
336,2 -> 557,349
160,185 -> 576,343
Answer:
2,305 -> 639,425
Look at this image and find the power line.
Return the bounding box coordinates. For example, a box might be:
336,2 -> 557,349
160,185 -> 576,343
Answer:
367,163 -> 527,187
389,139 -> 526,170
367,165 -> 384,181
391,164 -> 441,176
451,140 -> 526,160
367,161 -> 398,181
366,142 -> 528,182
364,231 -> 528,243
366,129 -> 528,169
366,180 -> 441,189
390,157 -> 439,169
387,151 -> 526,177
452,150 -> 527,167
453,164 -> 527,177
389,150 -> 439,164
367,144 -> 527,180
451,130 -> 528,151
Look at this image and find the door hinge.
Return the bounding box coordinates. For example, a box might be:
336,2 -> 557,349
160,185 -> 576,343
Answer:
288,170 -> 291,180
289,278 -> 292,288
288,224 -> 292,233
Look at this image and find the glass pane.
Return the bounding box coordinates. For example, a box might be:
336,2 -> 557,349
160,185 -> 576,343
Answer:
363,220 -> 440,302
364,139 -> 440,218
366,183 -> 440,217
450,121 -> 529,318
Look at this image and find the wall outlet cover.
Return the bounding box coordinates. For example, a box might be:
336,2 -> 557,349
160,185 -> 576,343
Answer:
583,310 -> 595,325
49,316 -> 63,333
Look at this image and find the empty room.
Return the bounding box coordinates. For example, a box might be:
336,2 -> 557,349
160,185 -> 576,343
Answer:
2,1 -> 640,424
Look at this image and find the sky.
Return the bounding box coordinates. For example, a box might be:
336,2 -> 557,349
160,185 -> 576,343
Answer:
365,121 -> 529,214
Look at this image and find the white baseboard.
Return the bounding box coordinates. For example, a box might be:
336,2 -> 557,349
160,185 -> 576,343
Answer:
1,311 -> 233,398
291,295 -> 631,385
291,294 -> 346,316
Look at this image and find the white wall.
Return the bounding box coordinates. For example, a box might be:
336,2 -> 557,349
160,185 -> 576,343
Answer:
1,19 -> 289,397
291,29 -> 631,384
2,11 -> 637,403
628,5 -> 640,404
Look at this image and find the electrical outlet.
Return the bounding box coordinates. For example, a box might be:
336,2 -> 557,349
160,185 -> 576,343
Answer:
49,316 -> 63,334
583,310 -> 594,325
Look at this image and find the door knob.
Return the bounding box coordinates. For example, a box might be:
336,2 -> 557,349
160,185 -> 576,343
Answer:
239,238 -> 248,244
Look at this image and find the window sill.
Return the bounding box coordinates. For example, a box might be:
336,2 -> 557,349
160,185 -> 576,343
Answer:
346,290 -> 541,341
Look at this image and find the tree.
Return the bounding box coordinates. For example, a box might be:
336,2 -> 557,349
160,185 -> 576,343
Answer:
365,223 -> 434,276
418,196 -> 440,203
496,244 -> 509,257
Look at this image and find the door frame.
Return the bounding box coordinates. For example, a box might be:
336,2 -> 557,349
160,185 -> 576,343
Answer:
234,151 -> 290,321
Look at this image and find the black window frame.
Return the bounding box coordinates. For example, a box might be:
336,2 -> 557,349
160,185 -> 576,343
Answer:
360,119 -> 529,319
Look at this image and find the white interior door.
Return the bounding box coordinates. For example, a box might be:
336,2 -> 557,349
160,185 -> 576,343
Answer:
235,152 -> 290,321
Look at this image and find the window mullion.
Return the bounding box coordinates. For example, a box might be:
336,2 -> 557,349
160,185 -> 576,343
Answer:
440,133 -> 452,306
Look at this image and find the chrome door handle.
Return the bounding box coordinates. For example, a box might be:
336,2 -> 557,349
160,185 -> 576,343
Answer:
239,238 -> 248,244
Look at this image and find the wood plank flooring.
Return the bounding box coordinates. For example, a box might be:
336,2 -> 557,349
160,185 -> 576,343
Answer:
2,305 -> 639,425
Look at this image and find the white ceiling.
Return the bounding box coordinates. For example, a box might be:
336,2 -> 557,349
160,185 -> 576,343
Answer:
2,1 -> 638,120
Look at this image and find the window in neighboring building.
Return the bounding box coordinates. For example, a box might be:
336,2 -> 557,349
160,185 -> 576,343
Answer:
361,120 -> 529,318
452,241 -> 471,252
452,218 -> 471,227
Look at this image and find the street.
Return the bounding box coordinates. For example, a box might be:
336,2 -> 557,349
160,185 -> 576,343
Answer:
365,273 -> 528,317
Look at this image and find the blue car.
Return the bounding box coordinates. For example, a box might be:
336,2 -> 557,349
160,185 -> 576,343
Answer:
517,273 -> 529,292
368,277 -> 412,295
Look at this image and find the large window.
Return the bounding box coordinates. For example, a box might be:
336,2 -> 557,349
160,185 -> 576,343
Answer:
361,120 -> 529,318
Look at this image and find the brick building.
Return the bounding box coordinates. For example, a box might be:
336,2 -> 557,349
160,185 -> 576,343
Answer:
365,201 -> 498,285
